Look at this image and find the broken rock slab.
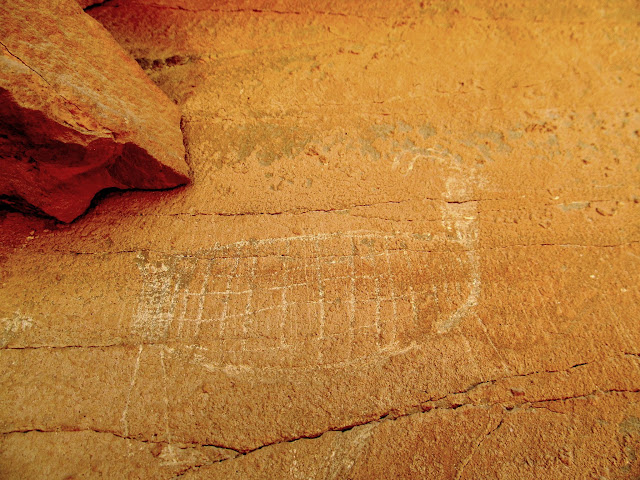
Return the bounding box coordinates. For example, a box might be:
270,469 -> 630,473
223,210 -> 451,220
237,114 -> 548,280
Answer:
0,0 -> 190,222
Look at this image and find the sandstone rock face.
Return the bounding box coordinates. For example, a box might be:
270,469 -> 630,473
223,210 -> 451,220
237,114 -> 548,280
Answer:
1,1 -> 640,479
0,0 -> 189,222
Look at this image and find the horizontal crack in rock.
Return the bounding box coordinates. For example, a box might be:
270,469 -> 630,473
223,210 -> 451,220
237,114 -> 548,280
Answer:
3,358 -> 638,459
91,2 -> 397,20
23,239 -> 640,258
170,387 -> 640,477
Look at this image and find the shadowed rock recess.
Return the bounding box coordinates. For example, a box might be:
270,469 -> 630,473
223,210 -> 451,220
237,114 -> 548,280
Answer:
1,0 -> 640,479
0,0 -> 190,222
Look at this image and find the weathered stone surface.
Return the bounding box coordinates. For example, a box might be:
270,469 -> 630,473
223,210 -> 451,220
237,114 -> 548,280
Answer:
1,0 -> 639,478
0,0 -> 189,222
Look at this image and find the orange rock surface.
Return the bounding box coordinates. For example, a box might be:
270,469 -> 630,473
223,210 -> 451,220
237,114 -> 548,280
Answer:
1,1 -> 639,478
0,0 -> 190,222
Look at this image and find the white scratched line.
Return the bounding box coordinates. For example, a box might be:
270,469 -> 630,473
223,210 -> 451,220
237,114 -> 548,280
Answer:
473,312 -> 511,375
164,274 -> 182,341
310,239 -> 327,364
194,284 -> 305,295
158,256 -> 183,342
403,250 -> 419,325
192,260 -> 211,340
224,304 -> 281,320
174,281 -> 190,339
195,341 -> 422,371
159,348 -> 177,464
280,242 -> 291,347
370,247 -> 382,347
241,257 -> 258,351
219,329 -> 363,343
349,236 -> 357,343
201,230 -> 433,254
219,256 -> 240,338
220,252 -> 240,338
432,284 -> 440,320
437,200 -> 481,333
121,344 -> 143,455
198,289 -> 252,296
269,282 -> 306,291
173,258 -> 197,339
132,264 -> 152,337
384,238 -> 398,344
329,275 -> 356,282
314,238 -> 326,344
301,253 -> 316,344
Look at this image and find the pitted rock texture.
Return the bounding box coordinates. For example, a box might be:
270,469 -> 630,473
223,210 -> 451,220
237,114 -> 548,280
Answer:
1,0 -> 640,479
0,0 -> 189,222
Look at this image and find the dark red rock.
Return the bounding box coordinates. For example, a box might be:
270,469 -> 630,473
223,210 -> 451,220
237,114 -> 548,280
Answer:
0,0 -> 190,222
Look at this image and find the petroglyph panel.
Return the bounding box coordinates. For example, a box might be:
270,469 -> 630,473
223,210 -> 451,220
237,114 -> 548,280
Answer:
133,224 -> 479,367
